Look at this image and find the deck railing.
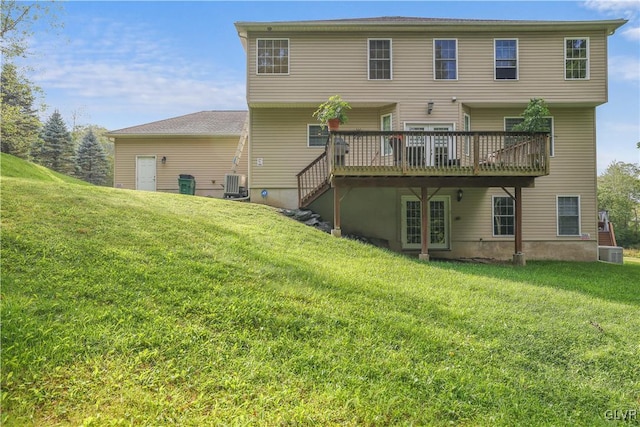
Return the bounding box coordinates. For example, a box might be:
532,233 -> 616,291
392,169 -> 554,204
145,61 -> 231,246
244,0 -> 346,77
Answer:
327,131 -> 550,177
296,130 -> 549,207
296,151 -> 330,207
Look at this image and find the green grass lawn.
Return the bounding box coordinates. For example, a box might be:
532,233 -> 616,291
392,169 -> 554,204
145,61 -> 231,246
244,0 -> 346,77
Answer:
2,153 -> 639,426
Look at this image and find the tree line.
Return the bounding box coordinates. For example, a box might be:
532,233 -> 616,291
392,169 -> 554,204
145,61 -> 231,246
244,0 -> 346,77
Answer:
1,1 -> 112,185
1,62 -> 113,185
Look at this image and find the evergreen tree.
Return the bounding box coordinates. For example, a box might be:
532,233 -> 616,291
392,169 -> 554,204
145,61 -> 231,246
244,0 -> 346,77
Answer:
39,110 -> 75,175
73,125 -> 114,186
0,62 -> 42,158
75,129 -> 109,185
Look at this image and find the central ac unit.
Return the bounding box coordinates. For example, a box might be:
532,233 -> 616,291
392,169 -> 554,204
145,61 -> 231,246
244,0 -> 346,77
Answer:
224,174 -> 248,198
598,246 -> 623,264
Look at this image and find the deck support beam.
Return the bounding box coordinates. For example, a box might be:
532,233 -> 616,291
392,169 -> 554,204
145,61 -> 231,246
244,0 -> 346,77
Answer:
513,186 -> 525,265
331,185 -> 341,237
419,186 -> 430,261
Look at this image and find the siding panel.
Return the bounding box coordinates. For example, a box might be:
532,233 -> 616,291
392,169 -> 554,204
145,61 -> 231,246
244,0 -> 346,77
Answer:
247,30 -> 609,106
114,137 -> 247,197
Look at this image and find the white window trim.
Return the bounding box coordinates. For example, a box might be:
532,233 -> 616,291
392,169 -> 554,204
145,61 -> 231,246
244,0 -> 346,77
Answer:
556,195 -> 582,237
504,116 -> 555,157
307,124 -> 328,148
433,39 -> 458,81
494,38 -> 519,81
463,113 -> 471,156
492,195 -> 515,237
381,113 -> 393,130
367,38 -> 393,80
381,113 -> 393,155
256,38 -> 290,76
564,37 -> 589,80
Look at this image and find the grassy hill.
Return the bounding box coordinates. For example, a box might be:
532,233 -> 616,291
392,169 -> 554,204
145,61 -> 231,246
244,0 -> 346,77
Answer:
2,153 -> 639,426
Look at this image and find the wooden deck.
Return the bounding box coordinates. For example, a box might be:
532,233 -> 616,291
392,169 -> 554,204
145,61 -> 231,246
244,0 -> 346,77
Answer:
298,130 -> 550,207
329,130 -> 549,176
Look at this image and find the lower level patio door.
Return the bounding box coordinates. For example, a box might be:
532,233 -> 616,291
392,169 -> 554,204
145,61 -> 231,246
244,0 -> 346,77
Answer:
401,195 -> 450,250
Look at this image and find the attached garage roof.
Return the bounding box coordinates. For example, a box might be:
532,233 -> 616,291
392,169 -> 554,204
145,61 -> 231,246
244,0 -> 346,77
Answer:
108,111 -> 248,137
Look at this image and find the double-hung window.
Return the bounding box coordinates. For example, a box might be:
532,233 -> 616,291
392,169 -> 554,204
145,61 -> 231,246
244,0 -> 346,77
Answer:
564,38 -> 589,80
493,196 -> 515,236
308,124 -> 329,148
557,196 -> 581,236
504,116 -> 554,156
257,39 -> 289,75
368,39 -> 392,80
495,39 -> 518,80
434,39 -> 457,80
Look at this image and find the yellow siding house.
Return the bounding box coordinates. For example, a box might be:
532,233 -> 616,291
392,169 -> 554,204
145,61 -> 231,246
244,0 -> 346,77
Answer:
234,17 -> 626,262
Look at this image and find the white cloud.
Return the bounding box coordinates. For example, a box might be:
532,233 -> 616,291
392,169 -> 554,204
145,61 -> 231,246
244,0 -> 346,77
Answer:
584,0 -> 640,18
584,0 -> 640,40
609,55 -> 640,83
622,25 -> 640,40
29,16 -> 246,129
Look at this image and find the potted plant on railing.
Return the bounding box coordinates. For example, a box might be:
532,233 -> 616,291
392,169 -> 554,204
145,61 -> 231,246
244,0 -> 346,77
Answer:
511,98 -> 551,134
511,98 -> 551,168
312,95 -> 351,131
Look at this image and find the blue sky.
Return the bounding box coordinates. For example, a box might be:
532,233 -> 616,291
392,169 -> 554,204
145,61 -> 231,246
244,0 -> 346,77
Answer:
24,1 -> 640,172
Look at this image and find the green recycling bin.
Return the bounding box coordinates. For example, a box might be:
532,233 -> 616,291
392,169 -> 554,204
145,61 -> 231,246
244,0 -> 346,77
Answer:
178,174 -> 196,195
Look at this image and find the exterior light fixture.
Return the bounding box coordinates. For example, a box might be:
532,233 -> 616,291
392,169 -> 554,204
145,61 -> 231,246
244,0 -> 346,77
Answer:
457,189 -> 463,202
427,101 -> 434,114
161,156 -> 167,164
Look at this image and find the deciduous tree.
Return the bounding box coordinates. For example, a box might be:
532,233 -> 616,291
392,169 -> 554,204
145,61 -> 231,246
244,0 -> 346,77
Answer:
0,62 -> 41,158
1,0 -> 62,58
598,161 -> 640,246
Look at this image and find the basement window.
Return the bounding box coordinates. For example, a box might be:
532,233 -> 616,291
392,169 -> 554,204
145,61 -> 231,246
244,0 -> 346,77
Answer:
557,195 -> 581,236
493,196 -> 514,236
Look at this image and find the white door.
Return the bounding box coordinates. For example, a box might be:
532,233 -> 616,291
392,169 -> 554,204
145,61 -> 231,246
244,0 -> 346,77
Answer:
404,123 -> 454,166
401,195 -> 450,250
136,156 -> 156,191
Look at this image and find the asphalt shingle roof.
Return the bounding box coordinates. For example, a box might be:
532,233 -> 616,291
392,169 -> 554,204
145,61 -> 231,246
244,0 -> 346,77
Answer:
109,111 -> 247,136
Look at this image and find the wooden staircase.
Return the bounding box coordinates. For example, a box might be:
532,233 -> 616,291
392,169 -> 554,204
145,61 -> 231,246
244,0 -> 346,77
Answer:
296,151 -> 330,207
598,221 -> 617,247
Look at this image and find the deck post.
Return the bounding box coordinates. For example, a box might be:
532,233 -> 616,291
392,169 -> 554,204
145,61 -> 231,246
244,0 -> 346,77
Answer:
331,185 -> 341,237
513,186 -> 525,265
419,186 -> 430,261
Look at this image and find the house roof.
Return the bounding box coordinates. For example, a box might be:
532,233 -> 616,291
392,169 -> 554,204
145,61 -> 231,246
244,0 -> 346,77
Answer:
235,16 -> 627,44
108,111 -> 248,137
